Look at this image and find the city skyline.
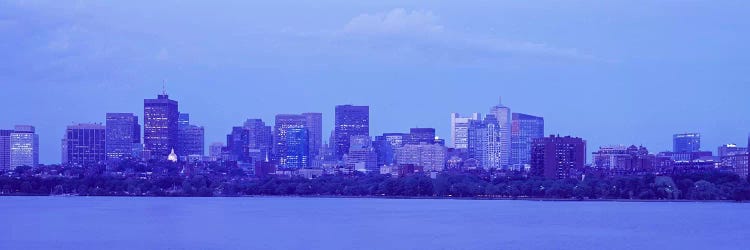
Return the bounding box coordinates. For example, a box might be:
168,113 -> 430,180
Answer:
2,1 -> 750,164
1,91 -> 749,165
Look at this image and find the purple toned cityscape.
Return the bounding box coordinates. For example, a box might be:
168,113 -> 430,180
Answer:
1,90 -> 748,183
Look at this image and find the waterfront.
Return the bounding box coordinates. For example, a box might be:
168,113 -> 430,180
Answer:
0,197 -> 747,250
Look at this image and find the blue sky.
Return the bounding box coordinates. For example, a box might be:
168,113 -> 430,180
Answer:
1,0 -> 749,164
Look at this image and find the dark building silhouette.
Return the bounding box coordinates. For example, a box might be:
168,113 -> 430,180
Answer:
144,92 -> 179,159
176,113 -> 204,158
227,126 -> 250,162
334,105 -> 369,160
531,135 -> 586,179
244,119 -> 273,164
673,133 -> 700,153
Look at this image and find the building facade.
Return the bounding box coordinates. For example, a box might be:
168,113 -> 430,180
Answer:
105,113 -> 141,161
274,114 -> 307,166
62,123 -> 106,166
395,143 -> 447,172
244,119 -> 273,164
407,128 -> 436,145
531,135 -> 586,179
144,93 -> 179,159
510,113 -> 544,169
10,125 -> 39,169
334,105 -> 369,160
467,114 -> 503,169
285,128 -> 309,169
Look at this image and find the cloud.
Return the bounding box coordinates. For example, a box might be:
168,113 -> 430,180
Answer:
334,8 -> 603,62
343,8 -> 443,35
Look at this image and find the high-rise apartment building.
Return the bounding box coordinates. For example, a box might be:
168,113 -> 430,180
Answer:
285,128 -> 309,169
531,135 -> 586,179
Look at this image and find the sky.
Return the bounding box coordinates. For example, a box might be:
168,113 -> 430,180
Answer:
1,0 -> 749,164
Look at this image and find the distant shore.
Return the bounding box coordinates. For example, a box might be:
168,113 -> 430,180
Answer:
1,194 -> 745,203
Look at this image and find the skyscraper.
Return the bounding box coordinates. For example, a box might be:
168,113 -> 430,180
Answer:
144,92 -> 179,159
673,133 -> 700,153
105,113 -> 141,161
489,97 -> 511,168
227,127 -> 250,162
450,113 -> 480,149
285,127 -> 309,169
467,114 -> 503,169
176,113 -> 205,158
0,129 -> 12,171
274,114 -> 307,166
531,135 -> 586,179
10,125 -> 39,169
510,113 -> 544,168
62,123 -> 106,166
302,113 -> 323,159
334,105 -> 369,160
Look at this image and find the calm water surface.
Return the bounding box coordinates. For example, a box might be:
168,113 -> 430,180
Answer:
0,197 -> 746,250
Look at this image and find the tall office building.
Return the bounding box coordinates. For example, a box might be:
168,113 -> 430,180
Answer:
531,135 -> 586,179
673,133 -> 700,153
105,113 -> 141,160
274,114 -> 307,166
10,125 -> 39,169
176,113 -> 205,158
407,128 -> 436,145
244,119 -> 273,163
510,113 -> 544,168
450,113 -> 480,149
285,128 -> 309,169
334,105 -> 369,160
302,113 -> 323,159
489,97 -> 511,168
144,92 -> 179,159
0,129 -> 12,171
62,123 -> 106,166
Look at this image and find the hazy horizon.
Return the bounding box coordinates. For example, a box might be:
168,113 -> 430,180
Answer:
1,0 -> 749,164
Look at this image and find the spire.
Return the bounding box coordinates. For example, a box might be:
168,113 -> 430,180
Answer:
162,79 -> 167,95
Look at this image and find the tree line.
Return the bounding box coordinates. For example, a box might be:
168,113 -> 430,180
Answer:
1,166 -> 749,201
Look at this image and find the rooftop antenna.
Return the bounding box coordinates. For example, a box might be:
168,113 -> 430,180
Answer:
162,79 -> 167,95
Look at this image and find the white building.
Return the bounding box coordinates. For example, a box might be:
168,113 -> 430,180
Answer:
450,112 -> 480,149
